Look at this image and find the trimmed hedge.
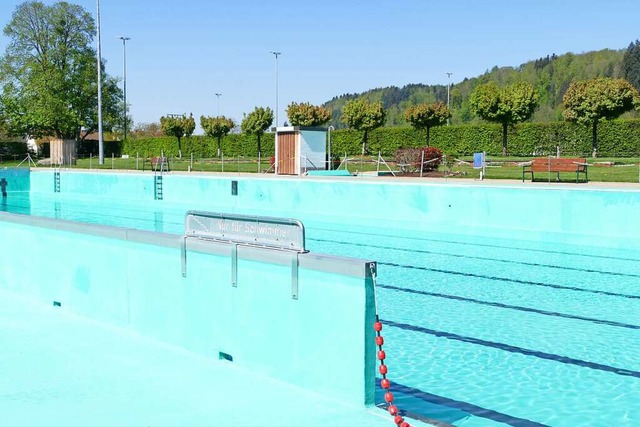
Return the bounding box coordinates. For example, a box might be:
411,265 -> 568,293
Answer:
0,141 -> 32,157
330,119 -> 640,157
67,119 -> 640,160
121,133 -> 275,158
76,140 -> 123,157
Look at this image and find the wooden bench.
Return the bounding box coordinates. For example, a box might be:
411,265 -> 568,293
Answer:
522,157 -> 588,183
143,156 -> 171,172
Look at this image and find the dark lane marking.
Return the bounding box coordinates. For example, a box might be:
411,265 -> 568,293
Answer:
379,262 -> 640,300
382,319 -> 640,379
375,403 -> 457,427
307,227 -> 640,263
310,237 -> 640,279
379,283 -> 640,330
380,381 -> 550,427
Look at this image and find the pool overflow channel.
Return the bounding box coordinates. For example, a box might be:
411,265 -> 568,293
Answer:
181,211 -> 410,426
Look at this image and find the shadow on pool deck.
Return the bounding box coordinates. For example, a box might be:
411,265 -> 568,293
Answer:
0,289 -> 431,427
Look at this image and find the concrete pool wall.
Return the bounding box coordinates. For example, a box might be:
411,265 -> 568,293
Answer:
29,170 -> 640,251
0,212 -> 377,407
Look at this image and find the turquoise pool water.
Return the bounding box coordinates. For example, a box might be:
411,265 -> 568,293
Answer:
2,187 -> 640,426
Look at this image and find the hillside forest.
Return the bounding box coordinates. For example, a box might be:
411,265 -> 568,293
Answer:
323,43 -> 640,128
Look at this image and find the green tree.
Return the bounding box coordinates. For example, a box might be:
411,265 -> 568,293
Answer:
340,98 -> 386,153
623,40 -> 640,92
241,106 -> 273,155
0,1 -> 123,141
469,81 -> 539,155
200,115 -> 235,157
404,102 -> 451,146
160,113 -> 195,156
132,122 -> 163,138
563,77 -> 640,157
286,102 -> 331,126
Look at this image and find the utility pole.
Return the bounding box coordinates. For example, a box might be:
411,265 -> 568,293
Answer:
446,72 -> 453,125
96,0 -> 104,164
118,36 -> 131,140
215,93 -> 222,116
269,51 -> 282,127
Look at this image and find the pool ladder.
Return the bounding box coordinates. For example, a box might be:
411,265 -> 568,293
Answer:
154,157 -> 166,200
54,168 -> 61,193
155,174 -> 163,200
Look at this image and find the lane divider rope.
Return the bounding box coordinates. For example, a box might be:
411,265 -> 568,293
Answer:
370,263 -> 412,427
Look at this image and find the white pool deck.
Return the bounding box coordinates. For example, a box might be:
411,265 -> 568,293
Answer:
0,289 -> 429,427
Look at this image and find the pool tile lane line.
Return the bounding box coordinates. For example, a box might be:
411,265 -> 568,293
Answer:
311,237 -> 640,279
0,290 -> 430,427
380,262 -> 640,300
382,320 -> 640,379
309,228 -> 640,263
379,284 -> 640,330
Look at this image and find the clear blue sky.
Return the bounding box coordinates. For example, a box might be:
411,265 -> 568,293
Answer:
1,0 -> 639,132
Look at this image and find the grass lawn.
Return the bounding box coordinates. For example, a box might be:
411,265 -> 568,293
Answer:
445,156 -> 640,183
72,156 -> 270,173
2,154 -> 639,183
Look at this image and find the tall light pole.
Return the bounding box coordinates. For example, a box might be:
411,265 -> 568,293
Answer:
269,51 -> 282,128
327,125 -> 334,170
96,0 -> 104,164
215,93 -> 222,116
118,36 -> 131,140
446,72 -> 453,125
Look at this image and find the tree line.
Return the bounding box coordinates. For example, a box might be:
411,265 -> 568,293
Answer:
324,43 -> 640,127
147,76 -> 640,160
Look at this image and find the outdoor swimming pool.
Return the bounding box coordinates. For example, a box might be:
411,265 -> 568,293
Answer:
2,170 -> 639,426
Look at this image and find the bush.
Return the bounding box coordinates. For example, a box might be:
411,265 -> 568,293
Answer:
417,146 -> 443,171
0,141 -> 32,157
393,148 -> 419,173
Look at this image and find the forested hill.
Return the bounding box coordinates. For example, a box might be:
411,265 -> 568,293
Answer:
323,48 -> 630,128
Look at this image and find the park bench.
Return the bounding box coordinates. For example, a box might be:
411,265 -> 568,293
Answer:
143,156 -> 170,172
522,157 -> 588,183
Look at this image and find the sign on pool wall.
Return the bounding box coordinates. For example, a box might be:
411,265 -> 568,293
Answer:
185,211 -> 306,251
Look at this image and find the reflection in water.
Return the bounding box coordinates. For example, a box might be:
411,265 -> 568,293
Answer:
154,211 -> 163,233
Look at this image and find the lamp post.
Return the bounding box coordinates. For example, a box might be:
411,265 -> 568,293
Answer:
327,125 -> 334,170
269,51 -> 282,128
96,0 -> 104,164
446,72 -> 453,125
215,93 -> 222,116
118,36 -> 131,140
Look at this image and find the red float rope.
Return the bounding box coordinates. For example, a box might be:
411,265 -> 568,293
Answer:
371,263 -> 412,427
